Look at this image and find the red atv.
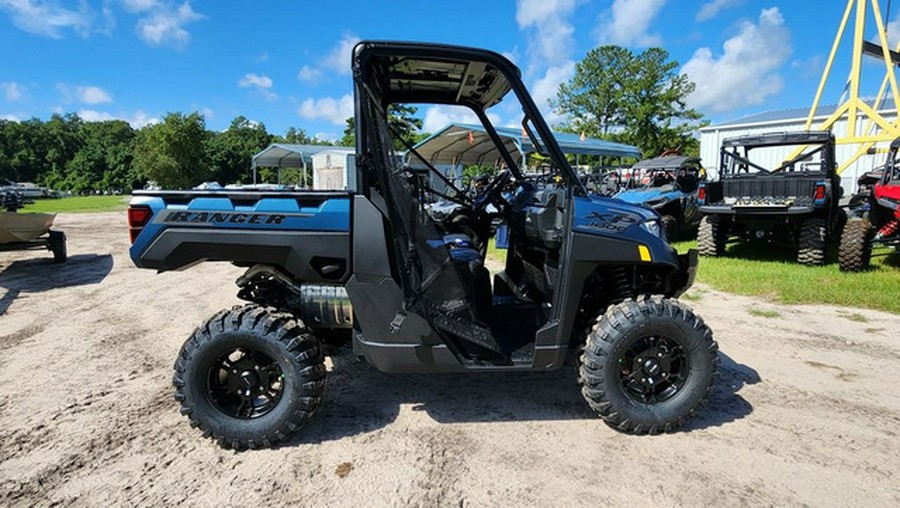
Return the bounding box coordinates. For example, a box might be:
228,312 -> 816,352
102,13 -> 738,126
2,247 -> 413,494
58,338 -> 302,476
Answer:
839,138 -> 900,271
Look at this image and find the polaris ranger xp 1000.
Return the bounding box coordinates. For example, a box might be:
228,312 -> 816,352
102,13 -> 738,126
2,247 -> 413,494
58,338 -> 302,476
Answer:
128,42 -> 718,448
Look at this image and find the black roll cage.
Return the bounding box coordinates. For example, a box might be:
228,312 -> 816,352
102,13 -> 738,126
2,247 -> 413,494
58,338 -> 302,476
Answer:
352,41 -> 587,197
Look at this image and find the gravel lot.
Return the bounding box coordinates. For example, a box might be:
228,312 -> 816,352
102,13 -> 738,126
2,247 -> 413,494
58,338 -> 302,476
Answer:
1,212 -> 898,506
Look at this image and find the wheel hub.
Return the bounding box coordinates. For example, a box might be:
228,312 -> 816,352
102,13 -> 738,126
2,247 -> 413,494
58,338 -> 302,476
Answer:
207,347 -> 284,419
619,336 -> 687,403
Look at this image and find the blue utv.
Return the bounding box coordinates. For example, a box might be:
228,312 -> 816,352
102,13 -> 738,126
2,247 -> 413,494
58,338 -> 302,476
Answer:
614,155 -> 705,242
126,41 -> 718,449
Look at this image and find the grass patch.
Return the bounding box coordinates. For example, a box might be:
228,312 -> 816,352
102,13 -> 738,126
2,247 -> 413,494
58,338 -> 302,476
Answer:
21,195 -> 129,214
837,311 -> 869,323
672,239 -> 900,314
748,307 -> 781,318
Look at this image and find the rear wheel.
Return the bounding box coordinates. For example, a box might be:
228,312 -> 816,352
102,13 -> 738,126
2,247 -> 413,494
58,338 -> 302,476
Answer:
173,304 -> 325,449
798,218 -> 826,266
698,215 -> 728,256
838,218 -> 873,272
579,297 -> 719,434
49,230 -> 66,263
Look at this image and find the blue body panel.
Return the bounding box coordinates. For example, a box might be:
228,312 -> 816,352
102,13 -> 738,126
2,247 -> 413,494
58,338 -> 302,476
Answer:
572,195 -> 678,264
129,195 -> 351,265
614,188 -> 683,207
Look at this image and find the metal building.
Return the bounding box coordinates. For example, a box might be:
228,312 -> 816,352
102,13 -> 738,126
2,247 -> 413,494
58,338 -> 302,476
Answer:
699,102 -> 897,194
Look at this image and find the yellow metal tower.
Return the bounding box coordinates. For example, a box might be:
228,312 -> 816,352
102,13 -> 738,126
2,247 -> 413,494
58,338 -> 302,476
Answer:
802,0 -> 900,173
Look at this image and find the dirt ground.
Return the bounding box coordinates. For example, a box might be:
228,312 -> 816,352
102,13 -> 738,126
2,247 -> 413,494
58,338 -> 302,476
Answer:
1,211 -> 898,507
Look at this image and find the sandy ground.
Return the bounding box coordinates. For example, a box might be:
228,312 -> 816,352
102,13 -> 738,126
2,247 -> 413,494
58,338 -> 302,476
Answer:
0,211 -> 898,507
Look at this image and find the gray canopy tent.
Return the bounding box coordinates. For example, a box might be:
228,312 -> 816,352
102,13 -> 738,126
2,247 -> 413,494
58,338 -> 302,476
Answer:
409,122 -> 641,167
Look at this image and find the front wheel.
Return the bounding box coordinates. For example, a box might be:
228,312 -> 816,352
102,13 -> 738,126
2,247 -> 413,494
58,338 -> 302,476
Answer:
173,305 -> 325,449
661,215 -> 678,243
579,297 -> 719,434
838,218 -> 873,272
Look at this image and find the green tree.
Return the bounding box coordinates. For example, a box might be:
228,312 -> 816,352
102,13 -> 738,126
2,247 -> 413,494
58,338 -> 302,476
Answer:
63,120 -> 136,192
207,116 -> 273,185
133,112 -> 210,189
553,46 -> 706,157
340,104 -> 426,150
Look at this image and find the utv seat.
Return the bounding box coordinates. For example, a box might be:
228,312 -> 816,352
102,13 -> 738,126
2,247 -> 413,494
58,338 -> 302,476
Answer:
444,235 -> 493,321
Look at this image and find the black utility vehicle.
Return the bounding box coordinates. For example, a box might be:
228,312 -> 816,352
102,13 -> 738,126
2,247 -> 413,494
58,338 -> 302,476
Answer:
128,41 -> 718,448
697,131 -> 843,265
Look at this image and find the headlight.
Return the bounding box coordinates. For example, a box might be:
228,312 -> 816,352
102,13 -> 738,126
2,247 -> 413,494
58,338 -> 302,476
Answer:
640,219 -> 662,237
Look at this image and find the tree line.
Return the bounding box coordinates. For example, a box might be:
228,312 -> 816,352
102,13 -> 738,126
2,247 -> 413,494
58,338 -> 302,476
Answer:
1,45 -> 703,192
0,112 -> 333,192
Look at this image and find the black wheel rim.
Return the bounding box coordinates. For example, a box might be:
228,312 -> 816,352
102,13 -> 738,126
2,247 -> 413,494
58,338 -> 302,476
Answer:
207,347 -> 284,419
617,335 -> 688,404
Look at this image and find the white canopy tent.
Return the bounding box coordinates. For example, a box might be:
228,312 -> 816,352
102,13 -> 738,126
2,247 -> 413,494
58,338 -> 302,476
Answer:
250,144 -> 354,186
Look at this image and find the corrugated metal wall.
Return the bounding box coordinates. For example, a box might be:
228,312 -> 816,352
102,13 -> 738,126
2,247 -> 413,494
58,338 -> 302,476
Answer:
700,113 -> 896,195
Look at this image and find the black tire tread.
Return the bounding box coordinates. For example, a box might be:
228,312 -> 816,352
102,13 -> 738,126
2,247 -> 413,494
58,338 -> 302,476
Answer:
838,218 -> 873,272
797,217 -> 826,266
697,215 -> 728,256
579,296 -> 719,434
172,304 -> 324,449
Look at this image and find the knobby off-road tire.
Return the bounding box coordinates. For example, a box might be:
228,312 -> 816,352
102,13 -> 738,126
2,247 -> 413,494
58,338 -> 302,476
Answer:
579,297 -> 719,434
173,304 -> 325,449
697,215 -> 728,256
797,218 -> 826,266
49,230 -> 66,263
838,218 -> 873,272
661,215 -> 678,243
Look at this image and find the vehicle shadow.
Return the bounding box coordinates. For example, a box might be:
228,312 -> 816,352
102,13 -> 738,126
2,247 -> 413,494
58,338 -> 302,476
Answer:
286,349 -> 757,447
0,254 -> 114,315
683,352 -> 759,431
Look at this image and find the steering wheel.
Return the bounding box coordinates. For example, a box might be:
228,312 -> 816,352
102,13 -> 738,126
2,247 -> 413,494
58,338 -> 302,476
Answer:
471,169 -> 512,212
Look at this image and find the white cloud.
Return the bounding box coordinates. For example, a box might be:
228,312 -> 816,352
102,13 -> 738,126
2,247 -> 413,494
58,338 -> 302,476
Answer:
297,65 -> 322,83
597,0 -> 666,47
530,62 -> 576,124
887,17 -> 900,49
135,1 -> 203,48
120,0 -> 159,12
199,107 -> 214,119
77,109 -> 159,128
682,7 -> 792,113
313,131 -> 338,143
1,82 -> 23,101
76,85 -> 112,104
238,73 -> 278,101
515,0 -> 578,67
323,33 -> 361,74
297,33 -> 359,84
696,0 -> 742,22
298,94 -> 354,126
422,105 -> 501,134
1,113 -> 21,121
0,0 -> 99,38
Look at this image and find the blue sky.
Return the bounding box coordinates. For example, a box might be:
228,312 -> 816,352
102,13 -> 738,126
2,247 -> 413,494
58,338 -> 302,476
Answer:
1,0 -> 898,141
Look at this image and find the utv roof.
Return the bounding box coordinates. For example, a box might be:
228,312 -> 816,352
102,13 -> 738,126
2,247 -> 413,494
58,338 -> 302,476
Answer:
631,155 -> 700,170
722,130 -> 834,148
411,123 -> 641,166
352,41 -> 517,109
